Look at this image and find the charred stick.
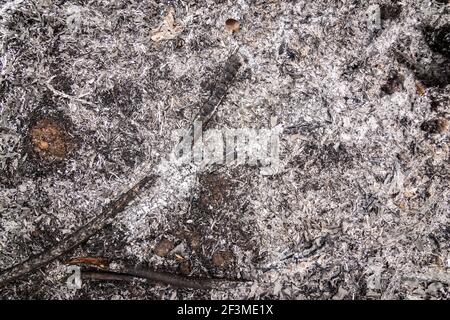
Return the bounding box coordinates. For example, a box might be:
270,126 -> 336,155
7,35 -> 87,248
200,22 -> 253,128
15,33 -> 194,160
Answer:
0,54 -> 242,288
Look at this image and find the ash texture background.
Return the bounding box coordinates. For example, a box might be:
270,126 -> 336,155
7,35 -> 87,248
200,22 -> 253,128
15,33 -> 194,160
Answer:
0,0 -> 449,299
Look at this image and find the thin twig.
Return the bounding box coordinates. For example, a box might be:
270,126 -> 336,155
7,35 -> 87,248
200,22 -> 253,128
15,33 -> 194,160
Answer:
45,77 -> 97,107
82,271 -> 136,282
0,174 -> 158,287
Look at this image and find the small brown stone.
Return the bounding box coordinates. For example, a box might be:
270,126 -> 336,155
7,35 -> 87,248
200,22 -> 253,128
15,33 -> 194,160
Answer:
212,250 -> 234,267
154,238 -> 174,257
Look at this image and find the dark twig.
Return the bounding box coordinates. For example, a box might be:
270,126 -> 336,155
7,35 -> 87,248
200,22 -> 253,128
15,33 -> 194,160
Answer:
82,267 -> 247,290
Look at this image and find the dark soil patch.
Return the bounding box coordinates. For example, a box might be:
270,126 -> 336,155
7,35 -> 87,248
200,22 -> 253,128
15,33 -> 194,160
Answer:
21,106 -> 79,177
